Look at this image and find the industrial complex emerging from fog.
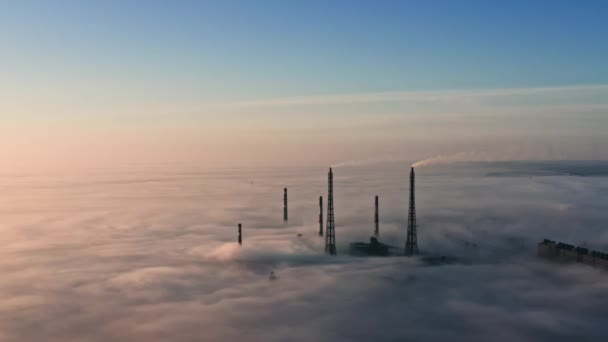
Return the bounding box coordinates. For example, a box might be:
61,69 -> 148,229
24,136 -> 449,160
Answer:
237,165 -> 608,269
238,166 -> 420,257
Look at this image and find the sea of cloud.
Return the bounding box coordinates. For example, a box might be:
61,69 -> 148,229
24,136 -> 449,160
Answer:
1,162 -> 607,341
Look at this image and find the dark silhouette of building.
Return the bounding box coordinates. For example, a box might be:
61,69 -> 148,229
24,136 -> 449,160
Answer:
238,223 -> 242,246
283,188 -> 288,222
319,196 -> 323,236
374,195 -> 379,238
325,168 -> 336,255
350,236 -> 389,256
538,239 -> 608,270
405,167 -> 418,256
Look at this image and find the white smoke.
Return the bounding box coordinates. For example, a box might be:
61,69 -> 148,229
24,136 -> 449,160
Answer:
411,152 -> 493,168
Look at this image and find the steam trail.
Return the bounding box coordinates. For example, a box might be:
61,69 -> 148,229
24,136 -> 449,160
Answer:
335,147 -> 579,169
411,152 -> 491,168
334,152 -> 491,168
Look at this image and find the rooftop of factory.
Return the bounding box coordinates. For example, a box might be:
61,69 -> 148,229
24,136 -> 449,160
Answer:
540,239 -> 608,260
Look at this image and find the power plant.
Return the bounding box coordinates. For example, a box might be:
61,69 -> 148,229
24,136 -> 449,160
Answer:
234,164 -> 608,273
325,168 -> 337,255
349,167 -> 419,256
238,165 -> 421,258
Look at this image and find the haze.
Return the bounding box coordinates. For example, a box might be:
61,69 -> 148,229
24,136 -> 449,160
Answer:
2,1 -> 608,171
1,1 -> 608,341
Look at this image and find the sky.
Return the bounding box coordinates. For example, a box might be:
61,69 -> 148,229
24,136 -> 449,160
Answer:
1,0 -> 608,170
2,3 -> 608,340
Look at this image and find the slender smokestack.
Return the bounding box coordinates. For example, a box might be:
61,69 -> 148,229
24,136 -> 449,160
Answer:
319,196 -> 323,236
283,188 -> 288,222
238,223 -> 242,246
325,168 -> 336,255
374,195 -> 379,238
405,167 -> 418,256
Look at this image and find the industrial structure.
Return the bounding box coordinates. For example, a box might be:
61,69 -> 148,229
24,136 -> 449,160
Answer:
319,196 -> 323,236
237,165 -> 423,257
374,195 -> 379,238
348,194 -> 391,256
348,167 -> 422,257
538,239 -> 608,270
405,167 -> 419,256
325,168 -> 336,255
238,223 -> 242,245
283,188 -> 288,222
350,236 -> 389,256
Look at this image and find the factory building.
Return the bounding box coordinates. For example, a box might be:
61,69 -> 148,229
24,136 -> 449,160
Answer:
350,236 -> 389,256
538,239 -> 608,270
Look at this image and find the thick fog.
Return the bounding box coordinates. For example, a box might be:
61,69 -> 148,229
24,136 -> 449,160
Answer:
1,162 -> 608,341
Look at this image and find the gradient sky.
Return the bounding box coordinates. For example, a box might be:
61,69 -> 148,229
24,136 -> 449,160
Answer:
2,1 -> 608,170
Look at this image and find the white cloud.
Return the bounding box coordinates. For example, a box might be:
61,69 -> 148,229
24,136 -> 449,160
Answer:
212,84 -> 608,108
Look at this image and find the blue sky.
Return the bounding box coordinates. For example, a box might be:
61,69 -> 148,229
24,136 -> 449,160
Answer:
2,0 -> 608,100
1,1 -> 608,170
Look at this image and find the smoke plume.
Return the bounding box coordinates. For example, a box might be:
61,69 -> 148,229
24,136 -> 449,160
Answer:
411,152 -> 493,168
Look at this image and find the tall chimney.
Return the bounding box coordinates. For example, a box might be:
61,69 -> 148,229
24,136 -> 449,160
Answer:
283,188 -> 288,222
325,168 -> 336,255
319,196 -> 324,236
374,195 -> 379,238
405,167 -> 418,256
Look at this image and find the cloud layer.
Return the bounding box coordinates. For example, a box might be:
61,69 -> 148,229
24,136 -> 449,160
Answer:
1,162 -> 608,341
